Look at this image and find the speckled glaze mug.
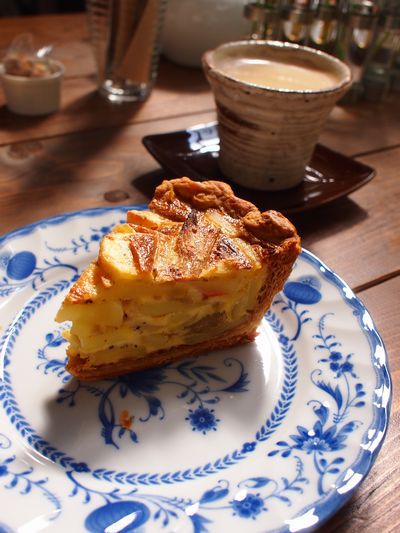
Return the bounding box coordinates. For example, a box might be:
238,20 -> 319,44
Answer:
202,41 -> 352,191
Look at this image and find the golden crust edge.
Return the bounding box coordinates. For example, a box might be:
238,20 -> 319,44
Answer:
149,177 -> 299,245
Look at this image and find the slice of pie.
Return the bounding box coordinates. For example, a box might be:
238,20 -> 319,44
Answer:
56,177 -> 301,380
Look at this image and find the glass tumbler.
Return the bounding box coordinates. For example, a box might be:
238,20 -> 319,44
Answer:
86,0 -> 167,102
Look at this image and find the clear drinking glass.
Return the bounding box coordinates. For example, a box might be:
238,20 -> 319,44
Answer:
309,1 -> 340,54
281,0 -> 317,45
244,1 -> 283,41
334,1 -> 379,102
363,3 -> 400,100
86,0 -> 167,102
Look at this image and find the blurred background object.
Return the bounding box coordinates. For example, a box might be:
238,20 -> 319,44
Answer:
0,31 -> 63,115
2,0 -> 399,103
243,0 -> 399,102
86,0 -> 167,102
362,0 -> 400,100
335,1 -> 380,102
0,1 -> 85,16
244,1 -> 282,40
162,0 -> 249,67
281,0 -> 316,45
309,0 -> 340,53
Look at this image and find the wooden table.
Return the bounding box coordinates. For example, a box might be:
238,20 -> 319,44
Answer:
0,13 -> 399,533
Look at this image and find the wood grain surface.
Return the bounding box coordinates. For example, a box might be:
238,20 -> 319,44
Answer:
0,61 -> 214,145
293,145 -> 400,290
0,12 -> 399,533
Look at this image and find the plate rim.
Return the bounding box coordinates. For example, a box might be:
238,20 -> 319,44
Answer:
285,249 -> 392,531
0,205 -> 392,532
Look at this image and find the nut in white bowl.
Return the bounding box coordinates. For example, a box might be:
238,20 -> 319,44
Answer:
1,59 -> 64,116
202,41 -> 352,191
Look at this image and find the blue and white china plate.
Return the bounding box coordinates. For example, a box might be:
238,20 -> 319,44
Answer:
0,207 -> 391,532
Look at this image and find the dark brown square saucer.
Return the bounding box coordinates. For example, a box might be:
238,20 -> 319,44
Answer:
142,122 -> 375,215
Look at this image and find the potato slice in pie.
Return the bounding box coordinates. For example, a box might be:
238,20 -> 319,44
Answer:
55,177 -> 301,380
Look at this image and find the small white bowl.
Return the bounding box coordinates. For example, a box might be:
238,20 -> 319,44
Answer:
1,59 -> 64,116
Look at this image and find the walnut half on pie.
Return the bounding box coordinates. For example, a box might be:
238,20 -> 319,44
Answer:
55,177 -> 301,380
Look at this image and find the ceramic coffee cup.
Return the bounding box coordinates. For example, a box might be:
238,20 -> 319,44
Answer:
202,41 -> 352,191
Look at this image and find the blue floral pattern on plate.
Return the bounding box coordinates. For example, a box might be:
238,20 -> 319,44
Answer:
0,206 -> 391,532
37,341 -> 249,447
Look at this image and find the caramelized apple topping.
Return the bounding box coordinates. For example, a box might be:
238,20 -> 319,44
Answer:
129,233 -> 158,274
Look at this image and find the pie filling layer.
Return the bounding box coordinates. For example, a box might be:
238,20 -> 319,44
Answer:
57,268 -> 265,367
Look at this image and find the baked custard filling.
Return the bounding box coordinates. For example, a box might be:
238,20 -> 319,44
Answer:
56,266 -> 265,367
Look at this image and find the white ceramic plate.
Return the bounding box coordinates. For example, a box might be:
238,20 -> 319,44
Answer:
0,207 -> 391,533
